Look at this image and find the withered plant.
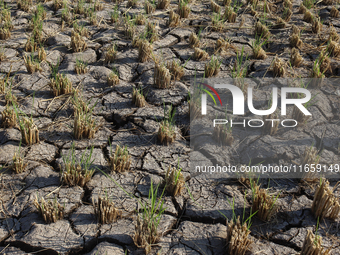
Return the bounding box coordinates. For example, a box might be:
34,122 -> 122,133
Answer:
213,123 -> 233,146
255,21 -> 270,39
53,0 -> 63,11
105,43 -> 117,64
164,164 -> 185,196
168,10 -> 180,27
138,39 -> 153,63
188,32 -> 200,48
24,36 -> 38,52
204,55 -> 221,77
211,0 -> 221,13
24,54 -> 42,74
133,181 -> 165,254
70,31 -> 87,53
110,5 -> 119,23
73,22 -> 89,38
216,38 -> 231,53
135,14 -> 146,25
154,62 -> 171,89
178,0 -> 190,18
34,196 -> 65,224
145,21 -> 159,43
11,141 -> 27,174
1,104 -> 17,128
49,73 -> 73,96
158,104 -> 176,145
93,194 -> 122,224
132,87 -> 146,107
211,13 -> 224,31
272,56 -> 286,77
311,17 -> 322,34
157,0 -> 170,9
252,36 -> 267,59
251,179 -> 280,221
290,48 -> 303,67
330,6 -> 339,18
224,6 -> 237,23
282,7 -> 292,22
37,47 -> 46,62
167,59 -> 184,81
145,0 -> 156,14
328,25 -> 339,42
275,17 -> 286,28
301,229 -> 331,255
299,3 -> 307,14
16,115 -> 40,146
327,40 -> 340,57
60,143 -> 95,187
303,10 -> 314,23
107,68 -> 120,86
75,58 -> 88,74
127,0 -> 138,7
311,179 -> 340,220
109,144 -> 132,173
226,216 -> 252,255
292,104 -> 310,126
17,0 -> 33,12
75,0 -> 86,14
94,0 -> 103,11
73,93 -> 99,139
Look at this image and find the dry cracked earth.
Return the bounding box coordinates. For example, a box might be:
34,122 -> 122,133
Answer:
0,0 -> 340,254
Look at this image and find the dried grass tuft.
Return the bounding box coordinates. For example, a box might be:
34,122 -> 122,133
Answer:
290,33 -> 303,48
71,31 -> 87,52
34,196 -> 64,224
204,55 -> 221,77
168,10 -> 180,27
178,0 -> 190,18
1,105 -> 17,128
251,181 -> 279,221
19,117 -> 40,145
132,87 -> 146,107
193,47 -> 209,61
109,144 -> 132,173
224,6 -> 237,23
290,48 -> 303,67
167,59 -> 184,81
255,21 -> 270,39
311,179 -> 340,220
93,195 -> 122,224
211,0 -> 221,13
189,32 -> 200,48
164,165 -> 185,196
312,17 -> 322,34
272,56 -> 286,77
213,124 -> 233,146
138,39 -> 153,63
303,10 -> 314,23
226,216 -> 252,255
49,73 -> 73,96
154,62 -> 171,89
330,6 -> 339,18
157,0 -> 170,9
301,230 -> 331,255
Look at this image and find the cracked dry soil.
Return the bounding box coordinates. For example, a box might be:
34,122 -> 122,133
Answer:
0,0 -> 340,254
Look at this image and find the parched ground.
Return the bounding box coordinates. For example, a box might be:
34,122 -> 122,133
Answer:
0,0 -> 340,254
